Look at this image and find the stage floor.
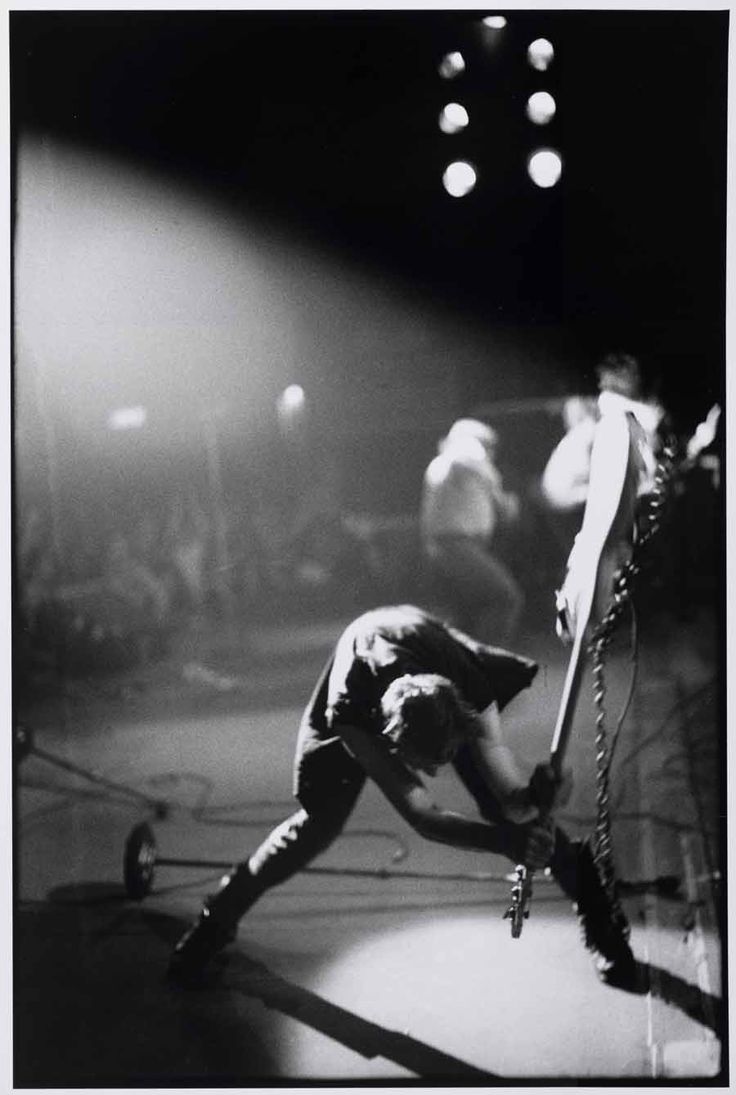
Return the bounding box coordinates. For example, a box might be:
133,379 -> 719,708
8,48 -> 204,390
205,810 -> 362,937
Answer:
14,603 -> 723,1085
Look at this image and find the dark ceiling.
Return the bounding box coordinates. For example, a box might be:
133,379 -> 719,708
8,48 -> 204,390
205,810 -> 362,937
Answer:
10,8 -> 728,410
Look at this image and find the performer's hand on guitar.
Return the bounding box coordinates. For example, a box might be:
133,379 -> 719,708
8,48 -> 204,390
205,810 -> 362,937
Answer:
505,817 -> 556,870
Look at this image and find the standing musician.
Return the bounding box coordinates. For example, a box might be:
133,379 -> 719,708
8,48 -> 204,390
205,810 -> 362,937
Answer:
420,418 -> 524,645
168,604 -> 636,988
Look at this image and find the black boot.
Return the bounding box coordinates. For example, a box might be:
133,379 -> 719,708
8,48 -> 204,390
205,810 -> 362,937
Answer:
167,863 -> 262,986
550,833 -> 638,989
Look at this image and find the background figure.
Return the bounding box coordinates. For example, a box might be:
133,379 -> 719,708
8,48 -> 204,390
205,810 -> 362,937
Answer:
541,396 -> 599,513
554,354 -> 665,642
593,353 -> 666,486
540,356 -> 666,597
538,396 -> 600,572
166,492 -> 210,614
420,418 -> 524,645
543,356 -> 664,513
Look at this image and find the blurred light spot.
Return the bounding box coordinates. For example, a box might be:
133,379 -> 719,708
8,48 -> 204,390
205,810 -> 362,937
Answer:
278,384 -> 305,414
482,15 -> 507,29
108,406 -> 147,430
439,102 -> 470,135
438,51 -> 465,79
526,91 -> 556,125
528,38 -> 554,71
442,161 -> 477,198
528,148 -> 563,188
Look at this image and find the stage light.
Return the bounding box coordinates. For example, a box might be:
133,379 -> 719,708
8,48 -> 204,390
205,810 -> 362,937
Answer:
442,160 -> 477,197
527,148 -> 562,188
526,91 -> 556,125
277,384 -> 307,441
482,16 -> 507,29
108,406 -> 147,430
439,102 -> 469,135
528,38 -> 554,72
438,51 -> 465,79
278,384 -> 305,413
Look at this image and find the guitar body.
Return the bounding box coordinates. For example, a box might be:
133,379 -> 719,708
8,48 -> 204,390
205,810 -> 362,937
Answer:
549,407 -> 643,771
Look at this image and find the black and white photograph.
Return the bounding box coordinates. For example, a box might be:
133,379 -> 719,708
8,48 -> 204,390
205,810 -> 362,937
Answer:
10,4 -> 727,1086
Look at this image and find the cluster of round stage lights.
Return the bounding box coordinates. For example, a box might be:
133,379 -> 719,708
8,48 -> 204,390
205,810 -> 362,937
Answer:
438,26 -> 562,194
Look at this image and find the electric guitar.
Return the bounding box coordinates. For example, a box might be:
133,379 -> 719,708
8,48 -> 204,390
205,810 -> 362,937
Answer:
505,405 -> 643,937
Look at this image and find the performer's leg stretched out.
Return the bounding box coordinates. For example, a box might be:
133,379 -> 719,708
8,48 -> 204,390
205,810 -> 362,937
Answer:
169,785 -> 362,981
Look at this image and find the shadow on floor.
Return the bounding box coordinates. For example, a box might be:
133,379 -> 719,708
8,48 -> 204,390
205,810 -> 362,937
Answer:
14,891 -> 723,1086
14,899 -> 280,1087
143,908 -> 499,1082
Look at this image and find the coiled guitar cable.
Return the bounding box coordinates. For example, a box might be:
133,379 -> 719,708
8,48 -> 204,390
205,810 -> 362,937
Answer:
587,437 -> 677,926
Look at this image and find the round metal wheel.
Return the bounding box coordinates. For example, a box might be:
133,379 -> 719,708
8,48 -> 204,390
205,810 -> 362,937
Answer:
123,822 -> 157,900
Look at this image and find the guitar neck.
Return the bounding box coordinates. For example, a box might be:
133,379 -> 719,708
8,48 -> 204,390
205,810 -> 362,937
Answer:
549,623 -> 588,772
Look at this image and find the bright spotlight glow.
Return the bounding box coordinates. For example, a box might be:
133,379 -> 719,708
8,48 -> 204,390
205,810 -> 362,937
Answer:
482,15 -> 507,29
442,160 -> 477,198
278,384 -> 305,413
438,51 -> 465,79
528,38 -> 555,71
526,91 -> 556,125
108,406 -> 147,430
295,914 -> 575,1078
528,148 -> 563,188
439,102 -> 469,135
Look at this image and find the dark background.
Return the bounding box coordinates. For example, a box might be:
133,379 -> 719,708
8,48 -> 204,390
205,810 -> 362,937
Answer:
10,6 -> 727,649
11,8 -> 728,427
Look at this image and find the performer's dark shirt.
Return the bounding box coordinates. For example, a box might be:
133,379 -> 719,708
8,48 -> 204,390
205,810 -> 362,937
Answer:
295,605 -> 537,792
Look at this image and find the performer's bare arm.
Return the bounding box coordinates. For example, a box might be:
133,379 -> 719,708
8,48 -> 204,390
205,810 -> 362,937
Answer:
472,703 -> 573,821
338,723 -> 552,868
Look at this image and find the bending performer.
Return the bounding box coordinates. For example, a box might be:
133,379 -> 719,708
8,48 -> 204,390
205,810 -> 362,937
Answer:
168,605 -> 636,989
